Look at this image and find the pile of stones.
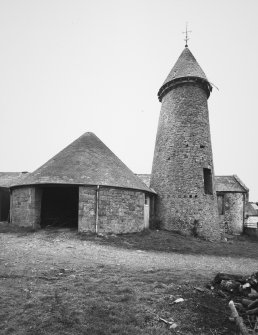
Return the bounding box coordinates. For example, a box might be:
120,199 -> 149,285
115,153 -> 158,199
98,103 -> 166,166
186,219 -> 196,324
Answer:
212,272 -> 258,333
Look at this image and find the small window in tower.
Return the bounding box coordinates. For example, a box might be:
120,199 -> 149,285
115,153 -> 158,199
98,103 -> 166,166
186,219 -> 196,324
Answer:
200,145 -> 205,149
203,168 -> 213,195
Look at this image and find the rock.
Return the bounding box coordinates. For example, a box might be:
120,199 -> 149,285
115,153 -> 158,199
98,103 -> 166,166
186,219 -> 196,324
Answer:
234,302 -> 245,312
242,283 -> 251,289
248,272 -> 258,291
170,323 -> 178,329
248,289 -> 258,299
217,290 -> 228,298
213,273 -> 246,285
173,298 -> 184,303
242,298 -> 253,307
246,307 -> 258,315
247,299 -> 258,310
220,280 -> 240,293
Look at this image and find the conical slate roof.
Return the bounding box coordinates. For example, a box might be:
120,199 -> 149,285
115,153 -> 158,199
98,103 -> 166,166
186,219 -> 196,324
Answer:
162,47 -> 208,87
12,132 -> 153,192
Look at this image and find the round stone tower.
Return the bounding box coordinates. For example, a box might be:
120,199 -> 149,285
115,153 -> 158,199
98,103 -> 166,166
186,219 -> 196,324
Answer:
150,46 -> 220,240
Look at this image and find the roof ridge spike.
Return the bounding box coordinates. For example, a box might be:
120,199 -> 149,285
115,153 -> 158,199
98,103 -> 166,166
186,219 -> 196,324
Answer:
182,22 -> 192,48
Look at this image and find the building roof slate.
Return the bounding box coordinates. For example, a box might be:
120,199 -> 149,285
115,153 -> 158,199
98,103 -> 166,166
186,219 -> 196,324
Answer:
245,202 -> 258,216
135,174 -> 156,194
12,132 -> 153,193
0,172 -> 29,188
137,174 -> 248,194
215,175 -> 249,193
136,174 -> 151,188
162,47 -> 208,87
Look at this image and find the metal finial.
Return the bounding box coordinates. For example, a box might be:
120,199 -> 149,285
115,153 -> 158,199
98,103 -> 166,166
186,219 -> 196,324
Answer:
182,23 -> 192,47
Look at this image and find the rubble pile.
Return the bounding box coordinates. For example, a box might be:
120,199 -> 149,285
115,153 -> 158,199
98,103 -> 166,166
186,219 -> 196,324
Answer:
212,272 -> 258,334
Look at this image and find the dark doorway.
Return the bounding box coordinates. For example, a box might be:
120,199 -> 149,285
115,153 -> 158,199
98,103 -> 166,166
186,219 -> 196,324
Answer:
41,186 -> 78,228
0,188 -> 10,221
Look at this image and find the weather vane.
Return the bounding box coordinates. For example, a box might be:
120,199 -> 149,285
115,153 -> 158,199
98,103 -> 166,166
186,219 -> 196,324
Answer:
182,23 -> 192,47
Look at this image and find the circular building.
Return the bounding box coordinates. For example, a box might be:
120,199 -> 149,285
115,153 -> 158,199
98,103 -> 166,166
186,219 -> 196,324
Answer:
10,132 -> 155,233
150,47 -> 220,240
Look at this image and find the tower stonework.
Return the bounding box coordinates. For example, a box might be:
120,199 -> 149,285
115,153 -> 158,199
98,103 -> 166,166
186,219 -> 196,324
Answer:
150,47 -> 220,240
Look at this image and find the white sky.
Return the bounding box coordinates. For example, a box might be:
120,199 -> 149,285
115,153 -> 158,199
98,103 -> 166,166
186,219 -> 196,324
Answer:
0,0 -> 258,200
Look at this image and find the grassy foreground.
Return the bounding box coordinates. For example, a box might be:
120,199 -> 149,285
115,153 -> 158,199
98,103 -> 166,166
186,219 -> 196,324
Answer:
0,223 -> 257,334
1,264 -> 235,335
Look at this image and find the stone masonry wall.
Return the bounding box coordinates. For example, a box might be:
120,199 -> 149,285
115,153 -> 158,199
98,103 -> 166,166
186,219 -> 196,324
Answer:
78,186 -> 145,234
151,84 -> 220,240
11,187 -> 41,228
219,193 -> 244,235
78,186 -> 96,232
98,187 -> 145,234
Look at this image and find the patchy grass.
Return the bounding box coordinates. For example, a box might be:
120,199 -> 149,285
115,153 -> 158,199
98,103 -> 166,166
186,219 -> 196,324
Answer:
0,222 -> 257,334
80,229 -> 258,259
0,264 -> 235,335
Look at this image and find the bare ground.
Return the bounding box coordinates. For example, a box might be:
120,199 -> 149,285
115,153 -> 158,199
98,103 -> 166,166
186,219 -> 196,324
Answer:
0,225 -> 258,334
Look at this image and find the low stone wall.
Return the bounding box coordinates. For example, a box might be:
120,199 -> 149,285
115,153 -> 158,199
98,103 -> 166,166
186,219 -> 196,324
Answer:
78,186 -> 145,234
11,187 -> 42,228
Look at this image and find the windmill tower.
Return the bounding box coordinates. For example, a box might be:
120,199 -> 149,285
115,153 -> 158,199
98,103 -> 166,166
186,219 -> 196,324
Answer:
150,37 -> 220,240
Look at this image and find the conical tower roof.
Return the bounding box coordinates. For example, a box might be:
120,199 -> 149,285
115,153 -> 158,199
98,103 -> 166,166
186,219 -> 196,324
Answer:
162,47 -> 208,85
12,132 -> 153,192
158,47 -> 212,101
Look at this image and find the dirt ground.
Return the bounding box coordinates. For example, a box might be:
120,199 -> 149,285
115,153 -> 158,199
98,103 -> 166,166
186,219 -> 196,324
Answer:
1,225 -> 258,334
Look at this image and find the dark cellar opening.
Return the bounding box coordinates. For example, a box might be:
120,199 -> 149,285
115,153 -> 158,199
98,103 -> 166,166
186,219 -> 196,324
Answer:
40,186 -> 79,228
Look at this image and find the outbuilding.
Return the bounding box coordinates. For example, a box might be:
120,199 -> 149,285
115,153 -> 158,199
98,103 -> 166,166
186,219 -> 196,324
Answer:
244,202 -> 258,237
10,132 -> 155,233
0,172 -> 28,221
138,174 -> 250,236
215,175 -> 249,235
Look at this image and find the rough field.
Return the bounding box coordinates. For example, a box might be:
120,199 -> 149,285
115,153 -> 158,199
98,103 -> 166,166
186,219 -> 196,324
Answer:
0,223 -> 258,335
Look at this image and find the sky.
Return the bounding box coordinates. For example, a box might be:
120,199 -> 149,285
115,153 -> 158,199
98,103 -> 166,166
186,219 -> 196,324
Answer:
0,0 -> 258,200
